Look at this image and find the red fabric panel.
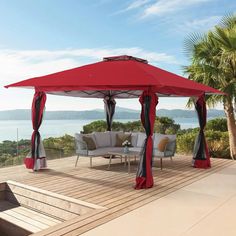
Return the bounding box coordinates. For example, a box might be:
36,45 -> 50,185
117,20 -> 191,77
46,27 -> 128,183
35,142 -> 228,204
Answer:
25,91 -> 46,169
31,91 -> 46,131
24,157 -> 35,169
135,90 -> 158,189
5,57 -> 223,96
193,95 -> 211,168
139,90 -> 158,135
145,136 -> 154,188
135,177 -> 146,189
194,138 -> 211,168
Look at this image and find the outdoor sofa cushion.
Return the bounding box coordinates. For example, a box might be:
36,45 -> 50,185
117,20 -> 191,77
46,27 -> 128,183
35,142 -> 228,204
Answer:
136,133 -> 146,147
153,133 -> 176,148
166,140 -> 175,152
108,131 -> 123,147
88,147 -> 124,156
129,147 -> 142,153
131,133 -> 138,147
93,132 -> 111,147
75,132 -> 176,158
153,150 -> 174,157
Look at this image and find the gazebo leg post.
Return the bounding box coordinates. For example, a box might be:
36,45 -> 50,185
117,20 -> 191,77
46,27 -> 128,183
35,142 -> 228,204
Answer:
108,154 -> 112,170
75,155 -> 79,167
90,157 -> 92,168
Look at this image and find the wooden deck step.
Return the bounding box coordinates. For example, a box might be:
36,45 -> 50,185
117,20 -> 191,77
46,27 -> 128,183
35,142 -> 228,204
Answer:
0,201 -> 62,234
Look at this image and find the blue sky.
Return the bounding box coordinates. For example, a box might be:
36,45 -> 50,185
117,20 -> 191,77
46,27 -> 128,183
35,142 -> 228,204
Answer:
0,0 -> 235,111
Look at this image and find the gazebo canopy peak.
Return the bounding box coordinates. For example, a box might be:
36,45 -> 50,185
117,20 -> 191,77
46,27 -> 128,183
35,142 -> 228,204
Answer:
103,55 -> 148,64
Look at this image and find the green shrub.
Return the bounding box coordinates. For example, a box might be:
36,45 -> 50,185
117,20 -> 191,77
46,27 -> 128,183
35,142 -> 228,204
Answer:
83,120 -> 107,133
205,130 -> 230,158
121,121 -> 144,132
206,118 -> 227,132
177,132 -> 197,154
13,155 -> 24,165
4,155 -> 14,166
83,120 -> 144,133
43,134 -> 75,158
83,117 -> 180,134
177,127 -> 199,135
0,141 -> 17,156
176,130 -> 230,158
154,117 -> 180,134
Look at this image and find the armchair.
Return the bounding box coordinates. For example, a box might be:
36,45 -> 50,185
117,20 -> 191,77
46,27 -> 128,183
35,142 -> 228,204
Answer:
153,136 -> 176,170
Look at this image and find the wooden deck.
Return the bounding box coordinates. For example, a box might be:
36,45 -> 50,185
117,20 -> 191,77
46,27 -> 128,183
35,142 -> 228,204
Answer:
0,201 -> 62,234
0,155 -> 234,236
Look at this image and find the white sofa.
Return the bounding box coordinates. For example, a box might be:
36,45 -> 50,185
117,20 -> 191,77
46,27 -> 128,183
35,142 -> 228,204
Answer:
75,131 -> 176,169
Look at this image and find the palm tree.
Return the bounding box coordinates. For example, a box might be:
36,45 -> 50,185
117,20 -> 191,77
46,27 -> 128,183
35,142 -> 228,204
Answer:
184,14 -> 236,159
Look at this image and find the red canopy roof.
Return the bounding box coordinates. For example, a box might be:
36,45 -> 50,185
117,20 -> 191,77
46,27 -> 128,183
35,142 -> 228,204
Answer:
5,55 -> 223,98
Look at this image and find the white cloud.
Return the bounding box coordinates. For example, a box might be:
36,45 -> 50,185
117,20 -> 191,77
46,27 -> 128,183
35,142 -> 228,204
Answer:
142,0 -> 211,18
124,0 -> 150,11
0,47 -> 177,85
127,0 -> 150,10
183,15 -> 221,31
0,47 -> 177,111
112,0 -> 151,16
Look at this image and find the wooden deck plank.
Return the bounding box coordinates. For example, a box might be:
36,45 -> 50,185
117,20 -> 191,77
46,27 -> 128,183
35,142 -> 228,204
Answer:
31,158 -> 190,198
33,162 -> 232,236
0,156 -> 233,236
11,207 -> 62,226
48,161 -> 233,236
0,200 -> 62,232
30,157 -> 233,236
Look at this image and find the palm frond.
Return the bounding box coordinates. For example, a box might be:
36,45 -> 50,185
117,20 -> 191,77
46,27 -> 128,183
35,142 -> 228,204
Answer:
219,13 -> 236,29
183,14 -> 236,110
183,32 -> 204,58
186,97 -> 194,109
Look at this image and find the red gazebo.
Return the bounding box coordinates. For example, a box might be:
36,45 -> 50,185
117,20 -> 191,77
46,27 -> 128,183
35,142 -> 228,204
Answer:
5,55 -> 224,189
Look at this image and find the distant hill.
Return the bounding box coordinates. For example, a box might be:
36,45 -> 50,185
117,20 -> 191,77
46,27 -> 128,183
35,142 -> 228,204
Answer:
0,107 -> 225,120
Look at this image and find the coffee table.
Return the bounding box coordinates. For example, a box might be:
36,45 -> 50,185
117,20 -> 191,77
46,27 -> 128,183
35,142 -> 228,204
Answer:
107,151 -> 140,173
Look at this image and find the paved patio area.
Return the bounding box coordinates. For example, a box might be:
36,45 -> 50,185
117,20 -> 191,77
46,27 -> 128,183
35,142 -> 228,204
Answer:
80,162 -> 236,236
0,155 -> 234,236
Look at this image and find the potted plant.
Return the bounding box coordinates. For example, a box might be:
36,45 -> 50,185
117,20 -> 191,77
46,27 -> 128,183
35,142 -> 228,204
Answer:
122,140 -> 131,153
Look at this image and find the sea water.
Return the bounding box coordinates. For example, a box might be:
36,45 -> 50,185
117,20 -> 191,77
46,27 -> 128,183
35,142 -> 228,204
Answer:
0,118 -> 199,142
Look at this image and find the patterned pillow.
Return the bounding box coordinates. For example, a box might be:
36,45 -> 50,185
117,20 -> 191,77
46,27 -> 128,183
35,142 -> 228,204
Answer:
82,136 -> 96,150
158,137 -> 169,152
115,133 -> 131,147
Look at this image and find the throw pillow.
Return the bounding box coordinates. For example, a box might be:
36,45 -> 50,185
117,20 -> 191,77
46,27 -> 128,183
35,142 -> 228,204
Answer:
82,136 -> 96,150
115,133 -> 131,147
158,137 -> 169,152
